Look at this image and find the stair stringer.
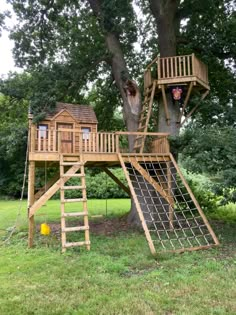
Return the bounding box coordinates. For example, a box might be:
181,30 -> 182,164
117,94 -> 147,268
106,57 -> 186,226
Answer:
133,81 -> 157,153
119,153 -> 219,255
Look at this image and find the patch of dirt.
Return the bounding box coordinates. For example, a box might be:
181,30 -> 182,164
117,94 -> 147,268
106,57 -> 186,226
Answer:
37,217 -> 138,238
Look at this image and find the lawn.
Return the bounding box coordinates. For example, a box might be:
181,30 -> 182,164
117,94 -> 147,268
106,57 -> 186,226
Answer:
0,199 -> 236,315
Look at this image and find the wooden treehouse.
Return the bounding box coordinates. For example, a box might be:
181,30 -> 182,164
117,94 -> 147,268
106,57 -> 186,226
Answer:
28,54 -> 219,255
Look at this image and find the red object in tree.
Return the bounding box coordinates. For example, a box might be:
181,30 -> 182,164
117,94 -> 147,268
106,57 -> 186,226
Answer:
172,87 -> 183,101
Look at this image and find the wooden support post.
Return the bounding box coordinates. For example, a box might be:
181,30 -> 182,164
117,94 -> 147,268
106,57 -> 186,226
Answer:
169,153 -> 219,246
28,161 -> 35,248
161,85 -> 170,125
118,154 -> 156,255
130,158 -> 174,205
167,162 -> 174,230
181,90 -> 209,126
178,82 -> 193,123
102,167 -> 130,196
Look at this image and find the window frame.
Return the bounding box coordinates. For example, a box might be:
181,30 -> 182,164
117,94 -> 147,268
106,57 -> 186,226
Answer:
81,127 -> 91,140
38,124 -> 48,139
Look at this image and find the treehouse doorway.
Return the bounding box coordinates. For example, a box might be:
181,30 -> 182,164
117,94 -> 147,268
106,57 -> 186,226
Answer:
57,123 -> 74,153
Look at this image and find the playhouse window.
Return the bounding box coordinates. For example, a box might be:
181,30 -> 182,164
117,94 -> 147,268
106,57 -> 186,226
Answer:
82,127 -> 91,140
38,124 -> 48,139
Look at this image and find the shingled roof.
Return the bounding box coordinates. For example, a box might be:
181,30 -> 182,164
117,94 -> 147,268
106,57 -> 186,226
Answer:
46,102 -> 98,124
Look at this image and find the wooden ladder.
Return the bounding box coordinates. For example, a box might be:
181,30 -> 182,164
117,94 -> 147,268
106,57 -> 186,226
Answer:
60,154 -> 90,252
133,81 -> 156,153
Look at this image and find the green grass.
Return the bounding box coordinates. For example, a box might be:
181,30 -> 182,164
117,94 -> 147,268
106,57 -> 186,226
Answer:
0,200 -> 236,315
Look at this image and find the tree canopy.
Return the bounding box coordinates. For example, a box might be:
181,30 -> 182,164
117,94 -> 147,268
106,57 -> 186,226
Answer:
0,0 -> 235,198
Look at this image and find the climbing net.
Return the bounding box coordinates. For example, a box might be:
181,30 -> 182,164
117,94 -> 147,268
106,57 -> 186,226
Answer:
122,154 -> 218,253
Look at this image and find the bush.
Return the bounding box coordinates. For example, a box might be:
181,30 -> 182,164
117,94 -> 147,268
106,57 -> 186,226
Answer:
181,168 -> 221,213
53,168 -> 129,199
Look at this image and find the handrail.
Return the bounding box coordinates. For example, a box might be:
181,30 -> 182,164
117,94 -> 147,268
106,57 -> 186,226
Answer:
31,128 -> 170,154
144,53 -> 209,87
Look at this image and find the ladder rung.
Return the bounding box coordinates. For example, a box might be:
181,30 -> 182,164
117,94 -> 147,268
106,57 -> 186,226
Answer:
64,241 -> 91,248
140,109 -> 147,115
62,173 -> 84,177
139,116 -> 147,122
134,135 -> 144,140
62,226 -> 89,232
61,185 -> 86,190
61,198 -> 87,203
62,211 -> 88,217
61,162 -> 83,166
138,126 -> 146,131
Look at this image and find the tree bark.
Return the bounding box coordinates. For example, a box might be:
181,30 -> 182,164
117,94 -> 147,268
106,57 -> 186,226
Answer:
87,0 -> 142,224
149,0 -> 180,136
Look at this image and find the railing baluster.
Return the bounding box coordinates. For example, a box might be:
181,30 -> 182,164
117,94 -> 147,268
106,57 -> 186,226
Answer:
183,56 -> 186,76
37,130 -> 41,151
175,57 -> 178,77
166,57 -> 169,78
108,133 -> 111,153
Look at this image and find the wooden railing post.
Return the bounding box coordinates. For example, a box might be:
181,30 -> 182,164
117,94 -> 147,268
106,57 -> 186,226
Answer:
58,130 -> 61,153
192,53 -> 196,76
30,124 -> 36,153
115,134 -> 120,153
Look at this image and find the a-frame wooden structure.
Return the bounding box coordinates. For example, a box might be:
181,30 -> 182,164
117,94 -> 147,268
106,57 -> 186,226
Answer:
27,54 -> 219,255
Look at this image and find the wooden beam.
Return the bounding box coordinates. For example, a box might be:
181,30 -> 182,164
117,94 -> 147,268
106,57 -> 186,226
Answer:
29,164 -> 82,217
169,153 -> 219,246
101,167 -> 130,196
178,81 -> 193,123
28,161 -> 35,248
167,162 -> 174,230
118,154 -> 156,255
34,172 -> 60,200
161,85 -> 170,125
181,90 -> 209,126
130,158 -> 174,206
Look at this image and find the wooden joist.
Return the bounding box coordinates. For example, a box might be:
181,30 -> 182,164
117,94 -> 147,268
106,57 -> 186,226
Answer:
102,167 -> 130,196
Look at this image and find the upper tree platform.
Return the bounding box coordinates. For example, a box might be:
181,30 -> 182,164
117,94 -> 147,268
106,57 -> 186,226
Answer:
144,53 -> 210,92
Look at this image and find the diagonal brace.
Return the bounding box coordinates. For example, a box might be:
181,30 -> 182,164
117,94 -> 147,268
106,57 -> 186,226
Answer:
130,158 -> 174,206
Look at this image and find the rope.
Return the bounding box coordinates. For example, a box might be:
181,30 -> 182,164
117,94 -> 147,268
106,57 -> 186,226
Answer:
123,154 -> 214,252
3,128 -> 30,244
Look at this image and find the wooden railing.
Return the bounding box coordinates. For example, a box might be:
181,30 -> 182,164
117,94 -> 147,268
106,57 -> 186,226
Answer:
30,127 -> 170,154
144,54 -> 208,89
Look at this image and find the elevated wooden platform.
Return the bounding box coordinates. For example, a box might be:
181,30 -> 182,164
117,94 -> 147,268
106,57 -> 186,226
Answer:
144,53 -> 210,91
29,129 -> 170,165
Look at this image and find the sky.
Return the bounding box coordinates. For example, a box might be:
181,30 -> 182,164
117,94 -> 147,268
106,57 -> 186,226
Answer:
0,0 -> 21,77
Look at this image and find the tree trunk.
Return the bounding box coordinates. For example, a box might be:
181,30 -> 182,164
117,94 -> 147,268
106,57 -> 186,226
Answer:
149,0 -> 180,136
88,0 -> 181,226
87,0 -> 142,224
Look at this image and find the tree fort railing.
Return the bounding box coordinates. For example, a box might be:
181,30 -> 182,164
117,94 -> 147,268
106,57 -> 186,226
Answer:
30,128 -> 170,154
144,53 -> 209,89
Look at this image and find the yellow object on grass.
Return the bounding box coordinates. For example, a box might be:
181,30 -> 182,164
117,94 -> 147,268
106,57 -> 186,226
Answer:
40,223 -> 51,235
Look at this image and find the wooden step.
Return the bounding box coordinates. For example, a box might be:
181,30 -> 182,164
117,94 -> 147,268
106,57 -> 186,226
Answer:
61,185 -> 86,190
140,109 -> 147,115
62,226 -> 89,232
62,211 -> 88,217
61,198 -> 87,203
139,116 -> 147,122
135,135 -> 144,140
138,126 -> 146,131
133,144 -> 142,150
64,241 -> 91,248
62,173 -> 84,177
61,162 -> 83,166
